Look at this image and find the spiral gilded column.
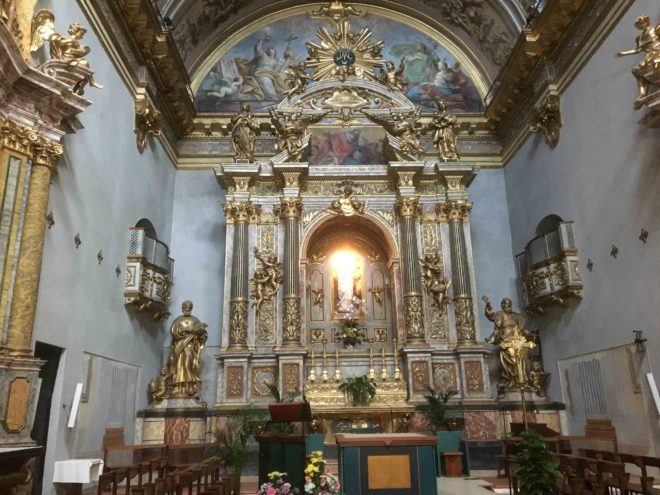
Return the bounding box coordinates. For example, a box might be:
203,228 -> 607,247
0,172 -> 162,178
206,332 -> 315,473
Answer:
4,129 -> 63,356
395,196 -> 425,343
224,201 -> 258,349
439,200 -> 476,343
278,197 -> 302,347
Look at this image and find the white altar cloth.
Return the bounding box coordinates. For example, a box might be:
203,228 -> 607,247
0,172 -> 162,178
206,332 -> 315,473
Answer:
53,459 -> 103,484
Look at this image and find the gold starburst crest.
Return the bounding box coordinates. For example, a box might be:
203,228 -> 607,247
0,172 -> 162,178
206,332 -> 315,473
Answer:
305,20 -> 384,82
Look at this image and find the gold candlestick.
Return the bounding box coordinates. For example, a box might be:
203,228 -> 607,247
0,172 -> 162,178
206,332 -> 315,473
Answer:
322,348 -> 329,382
369,348 -> 376,381
308,350 -> 316,382
393,338 -> 401,381
334,349 -> 342,382
380,347 -> 389,381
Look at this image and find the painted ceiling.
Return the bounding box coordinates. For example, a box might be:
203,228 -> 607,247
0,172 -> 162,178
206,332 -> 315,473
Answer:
153,0 -> 542,114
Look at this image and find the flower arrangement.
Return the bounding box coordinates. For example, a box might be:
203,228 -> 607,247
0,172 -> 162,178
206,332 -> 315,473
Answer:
257,471 -> 299,495
339,318 -> 362,347
304,451 -> 340,495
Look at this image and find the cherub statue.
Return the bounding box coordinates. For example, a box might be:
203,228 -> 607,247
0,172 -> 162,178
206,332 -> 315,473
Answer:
616,15 -> 660,109
148,367 -> 169,404
426,100 -> 459,161
311,288 -> 324,307
419,253 -> 452,312
30,10 -> 102,95
270,109 -> 329,161
528,359 -> 549,397
284,62 -> 309,98
326,185 -> 366,216
379,60 -> 406,93
231,103 -> 260,161
310,1 -> 361,22
249,248 -> 283,311
363,109 -> 424,159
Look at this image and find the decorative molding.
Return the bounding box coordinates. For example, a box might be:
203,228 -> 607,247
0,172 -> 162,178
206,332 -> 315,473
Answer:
529,91 -> 561,147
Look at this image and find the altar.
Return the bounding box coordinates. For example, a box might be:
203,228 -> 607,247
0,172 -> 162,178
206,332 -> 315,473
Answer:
336,433 -> 438,495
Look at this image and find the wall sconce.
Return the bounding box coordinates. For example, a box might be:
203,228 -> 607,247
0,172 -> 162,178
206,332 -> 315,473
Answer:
639,228 -> 648,243
633,330 -> 647,353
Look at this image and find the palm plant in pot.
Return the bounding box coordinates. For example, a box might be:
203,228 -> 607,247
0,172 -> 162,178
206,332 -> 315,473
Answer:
338,375 -> 376,406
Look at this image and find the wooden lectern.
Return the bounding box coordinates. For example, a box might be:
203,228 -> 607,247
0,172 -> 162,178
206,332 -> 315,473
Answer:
336,433 -> 438,495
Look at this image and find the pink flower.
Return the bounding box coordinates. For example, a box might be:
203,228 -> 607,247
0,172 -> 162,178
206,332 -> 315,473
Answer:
305,476 -> 311,482
267,486 -> 277,495
320,478 -> 327,486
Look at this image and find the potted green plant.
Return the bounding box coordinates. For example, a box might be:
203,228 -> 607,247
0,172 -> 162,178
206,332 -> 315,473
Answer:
338,375 -> 376,406
264,383 -> 310,424
212,404 -> 267,495
512,429 -> 562,494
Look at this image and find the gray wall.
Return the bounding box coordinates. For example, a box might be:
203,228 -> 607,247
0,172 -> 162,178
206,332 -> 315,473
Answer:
504,1 -> 660,453
169,170 -> 227,404
31,1 -> 176,492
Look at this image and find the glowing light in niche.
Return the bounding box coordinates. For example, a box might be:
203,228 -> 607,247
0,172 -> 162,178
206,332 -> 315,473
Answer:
330,249 -> 365,317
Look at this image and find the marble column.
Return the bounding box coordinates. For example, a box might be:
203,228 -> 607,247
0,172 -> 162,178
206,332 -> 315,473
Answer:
224,201 -> 258,349
278,197 -> 302,347
439,200 -> 476,343
395,196 -> 425,344
5,131 -> 62,356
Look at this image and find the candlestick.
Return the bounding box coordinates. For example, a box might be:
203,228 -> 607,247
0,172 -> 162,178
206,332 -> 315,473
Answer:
334,349 -> 342,382
308,350 -> 316,382
369,348 -> 376,381
322,348 -> 328,382
393,338 -> 401,381
380,347 -> 389,381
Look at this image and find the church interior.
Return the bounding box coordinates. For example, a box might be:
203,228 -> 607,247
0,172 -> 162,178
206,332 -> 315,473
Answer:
0,0 -> 658,494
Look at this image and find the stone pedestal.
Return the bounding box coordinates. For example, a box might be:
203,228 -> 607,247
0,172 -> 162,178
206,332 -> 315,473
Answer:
137,399 -> 208,445
0,355 -> 43,446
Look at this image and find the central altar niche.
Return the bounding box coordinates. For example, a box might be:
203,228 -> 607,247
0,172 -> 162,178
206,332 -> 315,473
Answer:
305,215 -> 393,345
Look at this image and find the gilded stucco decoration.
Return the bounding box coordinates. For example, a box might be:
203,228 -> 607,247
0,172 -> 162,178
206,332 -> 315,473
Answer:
135,96 -> 163,154
226,366 -> 245,398
427,100 -> 459,161
433,363 -> 457,390
256,299 -> 276,344
30,10 -> 102,95
283,297 -> 302,344
420,252 -> 451,314
326,185 -> 366,216
223,201 -> 259,224
249,248 -> 283,312
464,360 -> 484,392
252,367 -> 277,397
229,299 -> 248,347
231,103 -> 260,161
277,197 -> 303,219
282,362 -> 301,394
395,196 -> 420,218
529,92 -> 562,147
454,297 -> 476,341
270,109 -> 328,162
411,360 -> 430,393
403,294 -> 424,340
616,15 -> 660,112
363,109 -> 424,160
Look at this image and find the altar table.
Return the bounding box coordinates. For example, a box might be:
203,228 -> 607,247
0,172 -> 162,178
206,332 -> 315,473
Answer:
336,433 -> 438,495
53,458 -> 103,495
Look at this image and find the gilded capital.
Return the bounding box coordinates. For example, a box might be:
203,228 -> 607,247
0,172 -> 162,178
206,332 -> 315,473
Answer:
223,201 -> 259,224
31,138 -> 64,173
438,200 -> 472,222
1,120 -> 38,155
395,196 -> 420,218
277,197 -> 303,219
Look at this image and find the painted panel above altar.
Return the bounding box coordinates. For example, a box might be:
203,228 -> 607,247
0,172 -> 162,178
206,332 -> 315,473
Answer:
193,10 -> 485,114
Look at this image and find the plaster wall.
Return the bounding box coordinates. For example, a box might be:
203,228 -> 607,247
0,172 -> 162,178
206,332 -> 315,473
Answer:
504,1 -> 660,453
30,1 -> 176,492
169,170 -> 227,403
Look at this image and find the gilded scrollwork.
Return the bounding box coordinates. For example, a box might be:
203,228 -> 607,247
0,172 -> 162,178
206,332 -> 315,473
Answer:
282,297 -> 301,344
256,299 -> 275,344
454,296 -> 476,342
403,294 -> 424,340
277,197 -> 303,219
226,366 -> 244,398
411,361 -> 430,393
282,362 -> 301,394
439,200 -> 472,222
374,328 -> 387,342
229,299 -> 248,347
529,93 -> 562,147
464,361 -> 484,392
310,1 -> 361,23
310,328 -> 325,343
223,201 -> 259,224
395,196 -> 420,218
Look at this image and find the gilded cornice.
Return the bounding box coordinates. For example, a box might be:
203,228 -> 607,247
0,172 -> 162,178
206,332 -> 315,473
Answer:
1,120 -> 37,155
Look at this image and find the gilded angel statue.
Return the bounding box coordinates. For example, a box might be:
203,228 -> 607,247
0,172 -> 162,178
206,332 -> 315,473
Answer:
270,109 -> 329,161
249,248 -> 283,312
420,253 -> 452,312
379,60 -> 406,93
616,15 -> 660,109
284,62 -> 309,98
30,10 -> 102,95
363,109 -> 424,159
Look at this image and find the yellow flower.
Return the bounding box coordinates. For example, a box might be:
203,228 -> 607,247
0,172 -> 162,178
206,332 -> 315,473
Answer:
268,471 -> 283,480
305,464 -> 320,475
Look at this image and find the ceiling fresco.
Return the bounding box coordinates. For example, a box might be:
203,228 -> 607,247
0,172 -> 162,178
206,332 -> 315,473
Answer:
158,0 -> 535,79
193,11 -> 485,114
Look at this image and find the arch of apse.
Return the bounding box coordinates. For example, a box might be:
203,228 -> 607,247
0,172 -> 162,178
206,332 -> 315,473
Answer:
301,211 -> 398,265
189,3 -> 492,99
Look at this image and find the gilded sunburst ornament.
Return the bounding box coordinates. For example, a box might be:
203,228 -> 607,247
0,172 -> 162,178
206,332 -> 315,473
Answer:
305,20 -> 384,82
